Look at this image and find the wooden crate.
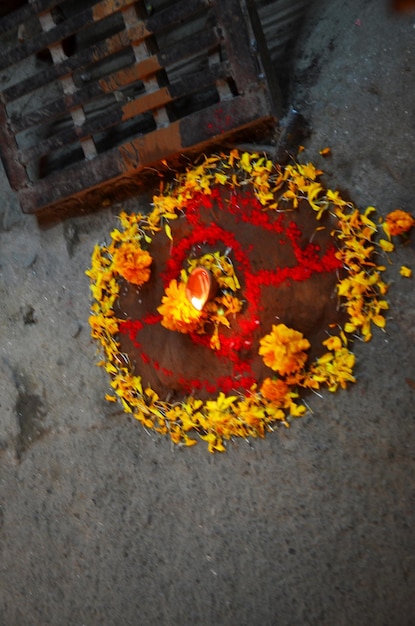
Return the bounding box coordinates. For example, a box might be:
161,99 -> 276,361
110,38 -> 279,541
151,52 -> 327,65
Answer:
0,0 -> 281,218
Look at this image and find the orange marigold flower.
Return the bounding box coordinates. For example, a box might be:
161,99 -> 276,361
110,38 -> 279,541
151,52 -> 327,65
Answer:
158,279 -> 205,333
384,209 -> 415,237
258,323 -> 311,376
112,242 -> 152,286
260,377 -> 289,402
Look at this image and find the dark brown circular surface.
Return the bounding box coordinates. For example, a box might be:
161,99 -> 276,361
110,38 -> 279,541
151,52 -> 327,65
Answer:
115,186 -> 343,401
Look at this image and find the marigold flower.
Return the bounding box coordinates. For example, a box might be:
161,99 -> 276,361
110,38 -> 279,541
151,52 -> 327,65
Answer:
112,242 -> 152,286
259,323 -> 311,376
158,279 -> 205,333
384,209 -> 415,237
260,377 -> 289,402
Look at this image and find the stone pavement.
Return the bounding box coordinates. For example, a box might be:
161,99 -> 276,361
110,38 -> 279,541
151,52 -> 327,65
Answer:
1,1 -> 415,624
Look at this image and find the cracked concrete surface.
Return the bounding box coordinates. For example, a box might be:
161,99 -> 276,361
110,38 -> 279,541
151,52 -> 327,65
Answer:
1,1 -> 415,624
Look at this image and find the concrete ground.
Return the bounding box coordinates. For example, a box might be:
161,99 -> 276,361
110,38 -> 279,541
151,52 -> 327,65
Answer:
1,0 -> 415,624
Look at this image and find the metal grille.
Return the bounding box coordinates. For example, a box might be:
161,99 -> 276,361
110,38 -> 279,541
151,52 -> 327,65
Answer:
0,0 -> 281,218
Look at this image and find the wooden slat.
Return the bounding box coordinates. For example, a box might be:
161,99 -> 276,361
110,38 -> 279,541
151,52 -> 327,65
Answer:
11,64 -> 142,133
2,0 -> 213,103
0,0 -> 279,216
10,26 -> 220,134
143,0 -> 209,33
13,54 -> 227,136
18,92 -> 274,213
3,26 -> 138,103
19,68 -> 222,164
0,0 -> 137,70
0,0 -> 62,33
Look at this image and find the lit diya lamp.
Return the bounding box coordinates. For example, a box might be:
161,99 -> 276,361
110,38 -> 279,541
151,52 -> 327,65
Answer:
185,266 -> 217,311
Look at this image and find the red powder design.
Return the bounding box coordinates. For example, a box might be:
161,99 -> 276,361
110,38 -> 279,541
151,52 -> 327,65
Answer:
120,188 -> 342,395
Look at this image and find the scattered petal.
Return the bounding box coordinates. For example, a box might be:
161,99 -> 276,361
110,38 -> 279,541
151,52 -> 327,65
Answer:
400,265 -> 412,277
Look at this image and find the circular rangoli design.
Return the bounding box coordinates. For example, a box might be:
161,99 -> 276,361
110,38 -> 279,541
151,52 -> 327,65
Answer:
86,150 -> 414,452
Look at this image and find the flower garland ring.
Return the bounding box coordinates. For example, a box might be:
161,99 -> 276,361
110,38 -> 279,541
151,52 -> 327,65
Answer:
86,150 -> 414,452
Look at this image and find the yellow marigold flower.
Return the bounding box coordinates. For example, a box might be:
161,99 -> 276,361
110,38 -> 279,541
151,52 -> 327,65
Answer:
112,242 -> 152,286
258,323 -> 311,376
158,279 -> 205,333
400,265 -> 412,278
260,377 -> 289,403
384,209 -> 415,237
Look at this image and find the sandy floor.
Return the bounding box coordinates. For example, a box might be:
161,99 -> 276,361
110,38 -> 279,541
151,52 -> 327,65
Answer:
1,0 -> 415,624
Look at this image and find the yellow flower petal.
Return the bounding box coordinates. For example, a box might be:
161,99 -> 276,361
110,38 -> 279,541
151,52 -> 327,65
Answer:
322,335 -> 342,351
372,314 -> 386,328
105,394 -> 117,402
379,239 -> 394,252
400,265 -> 412,278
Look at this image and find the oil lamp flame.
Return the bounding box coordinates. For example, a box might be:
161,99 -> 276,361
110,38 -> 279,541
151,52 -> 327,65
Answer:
189,295 -> 205,311
185,267 -> 217,311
